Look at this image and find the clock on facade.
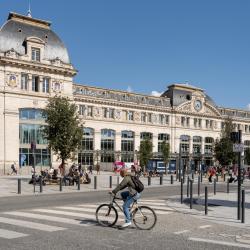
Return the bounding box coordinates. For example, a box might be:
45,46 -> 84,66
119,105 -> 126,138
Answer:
194,100 -> 202,111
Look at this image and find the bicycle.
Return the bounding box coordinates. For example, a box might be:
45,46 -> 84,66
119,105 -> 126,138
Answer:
95,194 -> 157,230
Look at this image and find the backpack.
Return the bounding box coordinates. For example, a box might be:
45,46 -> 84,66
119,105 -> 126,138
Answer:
131,175 -> 144,193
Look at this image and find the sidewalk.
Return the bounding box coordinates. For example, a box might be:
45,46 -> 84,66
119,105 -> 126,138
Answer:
0,172 -> 180,198
166,188 -> 250,231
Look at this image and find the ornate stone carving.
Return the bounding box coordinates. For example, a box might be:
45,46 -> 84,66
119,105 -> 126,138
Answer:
5,48 -> 19,59
134,111 -> 140,122
176,116 -> 181,125
51,57 -> 64,67
52,81 -> 64,93
152,114 -> 157,123
178,103 -> 192,112
93,107 -> 102,118
213,121 -> 217,129
6,74 -> 18,88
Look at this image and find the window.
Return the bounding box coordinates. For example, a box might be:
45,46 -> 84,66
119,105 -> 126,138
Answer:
103,108 -> 114,119
205,137 -> 214,144
186,117 -> 190,127
31,47 -> 40,62
141,112 -> 146,122
78,105 -> 93,117
79,105 -> 85,116
148,113 -> 152,123
121,131 -> 134,162
198,119 -> 202,128
101,129 -> 115,163
181,117 -> 185,126
140,132 -> 152,140
21,74 -> 28,90
19,109 -> 44,120
206,120 -> 209,128
159,114 -> 168,125
127,111 -> 134,121
158,133 -> 170,152
42,78 -> 50,93
32,76 -> 39,92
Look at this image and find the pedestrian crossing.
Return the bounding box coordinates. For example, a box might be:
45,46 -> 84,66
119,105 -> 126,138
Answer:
0,198 -> 172,240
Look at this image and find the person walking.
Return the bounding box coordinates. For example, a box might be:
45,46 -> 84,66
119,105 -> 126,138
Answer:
10,162 -> 17,175
88,165 -> 93,174
96,164 -> 100,175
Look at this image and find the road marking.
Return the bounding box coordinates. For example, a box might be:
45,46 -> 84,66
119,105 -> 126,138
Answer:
0,228 -> 29,239
189,237 -> 250,249
4,211 -> 91,226
0,217 -> 65,232
199,225 -> 212,229
33,209 -> 123,222
174,230 -> 190,235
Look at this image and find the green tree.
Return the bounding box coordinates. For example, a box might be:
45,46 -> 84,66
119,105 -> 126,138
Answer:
214,117 -> 236,166
43,96 -> 83,168
245,148 -> 250,165
139,138 -> 153,172
161,140 -> 170,174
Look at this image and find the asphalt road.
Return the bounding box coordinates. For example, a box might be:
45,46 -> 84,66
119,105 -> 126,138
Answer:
0,183 -> 249,250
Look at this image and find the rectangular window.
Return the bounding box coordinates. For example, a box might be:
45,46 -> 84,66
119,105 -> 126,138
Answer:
141,112 -> 146,122
21,74 -> 28,90
206,120 -> 209,128
181,117 -> 185,126
87,106 -> 93,117
79,105 -> 85,115
32,76 -> 39,92
186,117 -> 190,127
31,47 -> 40,62
42,78 -> 50,93
103,108 -> 114,119
159,114 -> 164,124
127,111 -> 134,121
194,118 -> 197,127
148,113 -> 152,123
198,119 -> 202,128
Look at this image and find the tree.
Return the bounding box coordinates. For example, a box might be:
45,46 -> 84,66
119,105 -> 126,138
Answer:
43,96 -> 83,168
214,117 -> 236,166
139,138 -> 153,172
161,140 -> 170,174
245,148 -> 250,165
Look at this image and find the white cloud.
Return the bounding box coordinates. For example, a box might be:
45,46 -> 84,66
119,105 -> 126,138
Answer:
127,86 -> 133,92
247,104 -> 250,111
151,90 -> 163,97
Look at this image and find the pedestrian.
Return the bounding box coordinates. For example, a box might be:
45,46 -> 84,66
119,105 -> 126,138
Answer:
10,162 -> 17,175
96,164 -> 100,175
88,165 -> 93,174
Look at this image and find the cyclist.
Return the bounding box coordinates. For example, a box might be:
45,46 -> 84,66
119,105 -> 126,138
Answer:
110,168 -> 141,228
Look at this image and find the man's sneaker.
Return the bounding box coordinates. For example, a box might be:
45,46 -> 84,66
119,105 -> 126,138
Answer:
121,222 -> 132,228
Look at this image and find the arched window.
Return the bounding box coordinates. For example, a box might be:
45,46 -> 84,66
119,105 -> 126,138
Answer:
158,133 -> 170,152
140,132 -> 153,140
204,137 -> 214,155
180,135 -> 190,154
193,136 -> 202,154
101,129 -> 115,162
121,131 -> 134,162
205,137 -> 214,144
244,140 -> 250,147
193,136 -> 202,143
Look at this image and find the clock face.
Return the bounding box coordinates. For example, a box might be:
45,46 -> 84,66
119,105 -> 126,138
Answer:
194,100 -> 202,111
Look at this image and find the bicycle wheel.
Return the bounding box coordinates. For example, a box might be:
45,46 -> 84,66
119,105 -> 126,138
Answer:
96,204 -> 118,227
133,206 -> 157,230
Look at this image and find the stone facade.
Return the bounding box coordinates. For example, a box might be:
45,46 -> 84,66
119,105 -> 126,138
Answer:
0,12 -> 250,174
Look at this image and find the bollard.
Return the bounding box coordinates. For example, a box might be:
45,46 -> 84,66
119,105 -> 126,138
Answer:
18,179 -> 21,194
117,176 -> 119,185
160,175 -> 163,185
214,179 -> 216,195
171,175 -> 173,184
216,174 -> 219,182
192,172 -> 194,181
176,169 -> 178,181
78,176 -> 80,190
200,171 -> 203,183
39,177 -> 43,193
242,189 -> 245,223
205,186 -> 208,215
109,176 -> 112,189
94,176 -> 97,189
190,180 -> 193,209
148,176 -> 151,186
181,178 -> 183,204
227,179 -> 230,193
187,176 -> 190,197
198,176 -> 200,196
59,177 -> 62,192
223,173 -> 226,182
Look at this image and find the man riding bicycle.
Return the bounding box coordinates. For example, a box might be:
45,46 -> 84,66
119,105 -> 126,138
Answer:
110,168 -> 141,228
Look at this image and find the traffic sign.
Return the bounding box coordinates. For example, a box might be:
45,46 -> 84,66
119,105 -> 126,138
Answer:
233,143 -> 244,153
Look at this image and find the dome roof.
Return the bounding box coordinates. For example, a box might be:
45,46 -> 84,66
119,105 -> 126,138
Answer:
205,94 -> 217,107
0,13 -> 70,64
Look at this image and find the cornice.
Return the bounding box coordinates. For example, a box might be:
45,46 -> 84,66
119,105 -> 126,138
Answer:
0,57 -> 77,76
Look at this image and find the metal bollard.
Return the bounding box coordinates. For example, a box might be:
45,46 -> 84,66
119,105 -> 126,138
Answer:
227,179 -> 230,193
18,179 -> 21,194
39,177 -> 43,193
216,174 -> 219,182
181,178 -> 183,204
205,186 -> 208,215
200,171 -> 203,183
160,175 -> 163,185
192,172 -> 194,181
187,176 -> 190,197
109,176 -> 112,189
148,176 -> 151,186
59,177 -> 62,192
171,175 -> 173,184
242,189 -> 245,223
78,176 -> 80,190
223,174 -> 226,182
190,180 -> 193,209
198,176 -> 200,196
117,176 -> 119,185
94,176 -> 97,189
214,179 -> 216,195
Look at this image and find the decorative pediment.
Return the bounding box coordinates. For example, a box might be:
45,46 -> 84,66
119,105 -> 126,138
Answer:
50,57 -> 64,67
203,103 -> 221,117
4,48 -> 20,59
25,36 -> 45,45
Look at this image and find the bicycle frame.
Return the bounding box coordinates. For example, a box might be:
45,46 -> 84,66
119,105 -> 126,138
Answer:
109,195 -> 138,214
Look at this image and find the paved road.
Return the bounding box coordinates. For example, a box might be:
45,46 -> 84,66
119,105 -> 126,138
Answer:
0,184 -> 250,249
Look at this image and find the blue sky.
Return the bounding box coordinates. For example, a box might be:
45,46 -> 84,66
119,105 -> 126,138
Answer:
1,0 -> 250,110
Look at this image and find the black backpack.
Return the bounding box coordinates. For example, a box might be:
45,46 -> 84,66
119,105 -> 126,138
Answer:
131,175 -> 144,193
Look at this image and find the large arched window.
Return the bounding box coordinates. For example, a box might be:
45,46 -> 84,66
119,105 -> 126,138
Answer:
140,132 -> 153,141
180,135 -> 190,154
158,133 -> 170,152
193,136 -> 202,155
204,137 -> 214,155
101,129 -> 115,162
121,131 -> 134,162
19,108 -> 50,167
78,128 -> 94,166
